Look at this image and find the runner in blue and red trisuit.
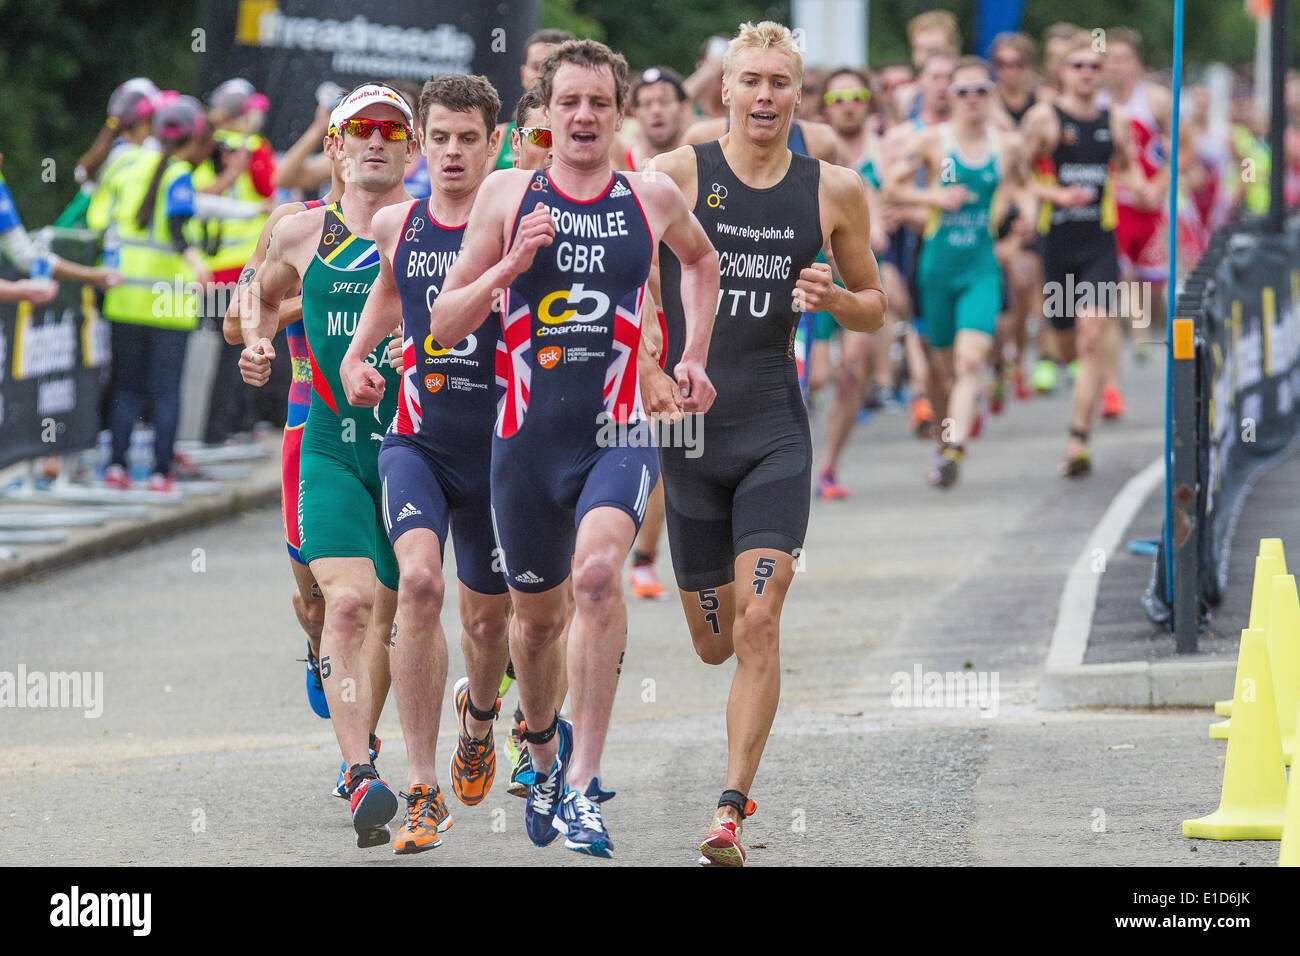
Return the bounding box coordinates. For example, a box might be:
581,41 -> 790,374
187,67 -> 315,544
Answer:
424,39 -> 720,858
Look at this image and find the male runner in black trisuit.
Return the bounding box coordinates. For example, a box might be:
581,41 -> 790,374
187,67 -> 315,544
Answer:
1023,31 -> 1143,476
653,21 -> 886,866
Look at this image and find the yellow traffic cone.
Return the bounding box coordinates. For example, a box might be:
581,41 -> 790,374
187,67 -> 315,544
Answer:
1261,538 -> 1288,571
1213,554 -> 1286,726
1281,703 -> 1300,865
1184,628 -> 1288,839
1268,575 -> 1300,766
1250,554 -> 1285,628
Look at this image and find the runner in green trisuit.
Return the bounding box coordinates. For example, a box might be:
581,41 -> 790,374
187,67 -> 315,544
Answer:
886,56 -> 1035,489
238,83 -> 413,850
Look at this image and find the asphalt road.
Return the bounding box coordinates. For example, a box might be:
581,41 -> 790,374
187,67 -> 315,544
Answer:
0,354 -> 1282,866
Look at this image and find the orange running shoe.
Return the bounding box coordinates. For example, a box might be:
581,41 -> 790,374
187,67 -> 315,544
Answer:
393,784 -> 453,854
910,396 -> 936,439
698,799 -> 757,867
815,470 -> 850,500
449,676 -> 498,806
1101,384 -> 1126,420
628,560 -> 666,599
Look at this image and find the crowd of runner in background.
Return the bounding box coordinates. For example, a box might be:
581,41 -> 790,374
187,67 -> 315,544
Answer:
0,19 -> 1295,501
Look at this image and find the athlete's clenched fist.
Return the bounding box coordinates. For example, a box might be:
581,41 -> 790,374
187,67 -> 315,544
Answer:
675,359 -> 715,414
504,202 -> 555,279
340,353 -> 386,407
385,328 -> 404,374
239,337 -> 276,387
793,261 -> 834,314
641,366 -> 684,424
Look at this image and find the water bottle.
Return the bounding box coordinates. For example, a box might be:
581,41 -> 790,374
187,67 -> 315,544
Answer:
94,429 -> 112,479
31,227 -> 54,285
128,426 -> 155,483
102,222 -> 121,272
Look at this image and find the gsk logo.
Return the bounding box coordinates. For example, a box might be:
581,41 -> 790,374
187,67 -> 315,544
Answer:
425,373 -> 446,392
538,283 -> 609,325
538,346 -> 562,369
707,182 -> 727,209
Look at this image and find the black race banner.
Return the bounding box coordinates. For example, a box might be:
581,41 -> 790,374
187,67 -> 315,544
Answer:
1145,221 -> 1300,627
0,234 -> 111,469
198,0 -> 541,148
1200,227 -> 1300,604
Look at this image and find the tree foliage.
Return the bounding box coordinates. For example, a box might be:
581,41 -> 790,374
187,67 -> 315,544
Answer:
0,0 -> 197,227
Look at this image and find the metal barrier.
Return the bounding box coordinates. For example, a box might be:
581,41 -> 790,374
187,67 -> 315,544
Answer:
1145,218 -> 1300,649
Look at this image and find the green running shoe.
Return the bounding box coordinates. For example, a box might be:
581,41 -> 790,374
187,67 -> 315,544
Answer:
1030,359 -> 1057,393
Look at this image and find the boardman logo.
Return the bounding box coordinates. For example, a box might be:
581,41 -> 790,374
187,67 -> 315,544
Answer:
538,284 -> 609,325
50,886 -> 151,936
424,333 -> 475,358
707,182 -> 727,209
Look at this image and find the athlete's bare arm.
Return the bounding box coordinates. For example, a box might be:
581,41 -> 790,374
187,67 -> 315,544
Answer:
340,201 -> 409,408
429,168 -> 547,347
627,168 -> 718,412
682,116 -> 727,146
1002,131 -> 1038,237
883,128 -> 951,208
863,178 -> 889,253
637,288 -> 683,422
1145,83 -> 1175,199
1110,104 -> 1154,209
1022,102 -> 1090,209
798,120 -> 843,164
880,121 -> 934,232
223,202 -> 307,345
812,163 -> 886,334
238,207 -> 321,386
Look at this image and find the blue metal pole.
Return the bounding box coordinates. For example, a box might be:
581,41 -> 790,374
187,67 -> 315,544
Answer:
1164,0 -> 1185,607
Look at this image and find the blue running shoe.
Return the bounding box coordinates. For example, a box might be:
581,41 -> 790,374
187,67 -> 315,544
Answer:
555,779 -> 615,858
304,645 -> 329,719
520,718 -> 572,847
333,735 -> 381,798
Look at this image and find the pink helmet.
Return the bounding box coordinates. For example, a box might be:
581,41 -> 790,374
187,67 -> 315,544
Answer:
108,77 -> 160,127
151,93 -> 206,140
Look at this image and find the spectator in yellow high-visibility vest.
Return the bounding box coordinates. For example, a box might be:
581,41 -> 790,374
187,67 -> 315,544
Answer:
98,94 -> 210,492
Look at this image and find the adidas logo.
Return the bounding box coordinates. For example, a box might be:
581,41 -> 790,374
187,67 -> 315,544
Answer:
515,570 -> 543,584
609,180 -> 631,198
396,502 -> 422,521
